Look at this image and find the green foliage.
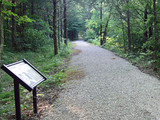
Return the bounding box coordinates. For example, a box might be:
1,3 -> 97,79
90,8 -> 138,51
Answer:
2,11 -> 34,25
84,29 -> 97,40
2,10 -> 18,18
102,37 -> 123,52
17,15 -> 35,25
59,43 -> 72,57
16,28 -> 48,51
3,0 -> 16,7
87,39 -> 100,46
0,90 -> 14,119
34,19 -> 52,33
42,72 -> 66,89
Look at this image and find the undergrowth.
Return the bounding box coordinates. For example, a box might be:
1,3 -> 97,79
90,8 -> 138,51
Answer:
0,43 -> 72,120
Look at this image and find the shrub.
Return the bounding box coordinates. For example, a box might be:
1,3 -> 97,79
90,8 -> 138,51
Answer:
84,29 -> 97,40
16,28 -> 48,51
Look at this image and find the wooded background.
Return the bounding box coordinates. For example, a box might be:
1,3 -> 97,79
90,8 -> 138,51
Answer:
0,0 -> 160,119
0,0 -> 160,67
0,0 -> 76,63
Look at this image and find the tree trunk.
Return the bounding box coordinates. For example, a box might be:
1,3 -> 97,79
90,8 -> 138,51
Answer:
63,0 -> 67,45
153,0 -> 158,42
60,0 -> 63,42
126,0 -> 131,52
21,3 -> 26,39
0,0 -> 4,63
102,12 -> 111,44
122,20 -> 126,53
53,0 -> 58,55
149,26 -> 153,38
12,0 -> 16,50
153,0 -> 158,60
144,5 -> 148,43
149,4 -> 153,38
58,5 -> 60,48
100,1 -> 103,45
31,0 -> 34,15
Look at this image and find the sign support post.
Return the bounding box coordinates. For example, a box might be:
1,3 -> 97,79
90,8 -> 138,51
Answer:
33,87 -> 37,114
14,79 -> 21,120
1,59 -> 47,120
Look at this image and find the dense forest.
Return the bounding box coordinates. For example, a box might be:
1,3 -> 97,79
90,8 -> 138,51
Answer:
0,0 -> 160,119
0,0 -> 72,60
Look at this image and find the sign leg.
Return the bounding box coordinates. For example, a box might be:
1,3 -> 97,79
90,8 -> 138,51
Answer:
33,87 -> 37,114
14,79 -> 21,120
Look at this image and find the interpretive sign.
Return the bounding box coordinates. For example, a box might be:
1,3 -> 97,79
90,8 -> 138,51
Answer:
1,59 -> 47,91
1,59 -> 47,120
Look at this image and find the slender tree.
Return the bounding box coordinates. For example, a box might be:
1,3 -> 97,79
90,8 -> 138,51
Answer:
60,0 -> 63,42
100,1 -> 103,45
63,0 -> 67,45
144,4 -> 148,43
12,0 -> 16,50
126,0 -> 131,52
121,19 -> 126,52
153,0 -> 158,42
21,2 -> 26,39
102,12 -> 111,44
57,3 -> 60,48
53,0 -> 58,55
0,0 -> 4,63
31,0 -> 34,15
148,3 -> 153,38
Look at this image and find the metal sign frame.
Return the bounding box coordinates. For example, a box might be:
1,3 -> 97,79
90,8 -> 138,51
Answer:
1,59 -> 47,120
1,59 -> 47,91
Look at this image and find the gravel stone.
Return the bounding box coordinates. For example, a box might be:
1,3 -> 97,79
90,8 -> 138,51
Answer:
43,40 -> 160,120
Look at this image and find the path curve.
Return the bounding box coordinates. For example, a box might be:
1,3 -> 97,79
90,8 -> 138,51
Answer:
44,40 -> 160,120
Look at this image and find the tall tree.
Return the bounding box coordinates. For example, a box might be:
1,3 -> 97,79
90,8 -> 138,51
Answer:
60,0 -> 63,42
21,2 -> 26,39
58,4 -> 60,48
12,0 -> 16,50
63,0 -> 67,45
153,0 -> 158,43
148,2 -> 153,38
31,0 -> 34,15
126,0 -> 131,52
0,0 -> 4,63
153,0 -> 159,60
102,12 -> 111,44
100,1 -> 103,45
144,4 -> 148,43
53,0 -> 58,55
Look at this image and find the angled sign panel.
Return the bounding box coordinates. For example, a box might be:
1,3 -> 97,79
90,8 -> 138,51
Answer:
1,59 -> 47,91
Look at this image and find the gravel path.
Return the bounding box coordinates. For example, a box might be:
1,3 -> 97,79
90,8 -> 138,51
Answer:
43,40 -> 160,120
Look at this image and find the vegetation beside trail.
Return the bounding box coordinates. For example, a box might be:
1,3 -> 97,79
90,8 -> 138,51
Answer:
87,39 -> 160,78
0,43 -> 72,120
